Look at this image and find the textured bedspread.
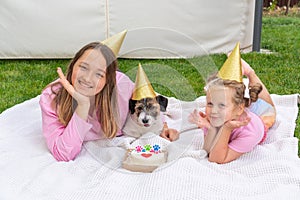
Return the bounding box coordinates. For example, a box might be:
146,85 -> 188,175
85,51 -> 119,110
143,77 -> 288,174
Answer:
0,94 -> 299,200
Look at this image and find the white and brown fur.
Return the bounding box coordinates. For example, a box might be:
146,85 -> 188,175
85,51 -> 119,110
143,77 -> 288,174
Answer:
122,95 -> 168,138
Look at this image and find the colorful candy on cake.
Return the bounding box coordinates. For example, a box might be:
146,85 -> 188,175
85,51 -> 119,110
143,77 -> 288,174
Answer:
122,144 -> 167,173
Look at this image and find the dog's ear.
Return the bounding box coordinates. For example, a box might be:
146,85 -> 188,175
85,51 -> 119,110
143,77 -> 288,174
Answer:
129,99 -> 137,114
156,95 -> 168,112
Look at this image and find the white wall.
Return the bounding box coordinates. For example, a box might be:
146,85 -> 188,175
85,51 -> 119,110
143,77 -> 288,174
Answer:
0,0 -> 255,59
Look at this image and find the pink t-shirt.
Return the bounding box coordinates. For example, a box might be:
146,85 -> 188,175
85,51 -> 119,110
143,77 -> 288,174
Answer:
204,110 -> 265,153
39,71 -> 134,161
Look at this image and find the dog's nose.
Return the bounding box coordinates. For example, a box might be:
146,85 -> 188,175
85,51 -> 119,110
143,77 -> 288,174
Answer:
142,118 -> 149,124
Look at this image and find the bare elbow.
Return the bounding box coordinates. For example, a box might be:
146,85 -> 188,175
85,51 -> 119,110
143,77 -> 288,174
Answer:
208,156 -> 228,164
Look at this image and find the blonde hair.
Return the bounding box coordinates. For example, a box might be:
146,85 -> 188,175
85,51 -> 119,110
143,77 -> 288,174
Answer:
50,42 -> 120,138
206,74 -> 262,107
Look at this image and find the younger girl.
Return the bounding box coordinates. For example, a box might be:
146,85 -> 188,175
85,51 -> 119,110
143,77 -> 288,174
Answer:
39,41 -> 135,161
197,76 -> 264,164
189,43 -> 276,164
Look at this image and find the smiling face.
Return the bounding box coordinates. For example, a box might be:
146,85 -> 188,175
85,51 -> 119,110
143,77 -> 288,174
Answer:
205,85 -> 243,128
71,49 -> 107,97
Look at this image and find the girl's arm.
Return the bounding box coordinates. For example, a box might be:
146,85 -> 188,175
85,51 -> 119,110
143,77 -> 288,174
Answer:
203,127 -> 218,153
208,118 -> 250,164
207,125 -> 243,164
39,68 -> 93,162
189,110 -> 218,151
39,93 -> 92,162
56,67 -> 90,121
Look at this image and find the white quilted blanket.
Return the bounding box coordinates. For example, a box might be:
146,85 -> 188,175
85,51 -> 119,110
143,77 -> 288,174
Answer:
0,94 -> 299,200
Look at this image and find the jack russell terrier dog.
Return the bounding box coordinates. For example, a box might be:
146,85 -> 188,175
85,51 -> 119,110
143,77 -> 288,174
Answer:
122,95 -> 168,138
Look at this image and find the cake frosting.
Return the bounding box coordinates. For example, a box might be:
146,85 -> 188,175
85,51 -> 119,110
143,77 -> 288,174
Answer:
123,144 -> 167,172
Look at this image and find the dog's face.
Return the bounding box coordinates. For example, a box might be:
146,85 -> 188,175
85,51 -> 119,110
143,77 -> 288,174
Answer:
129,95 -> 168,127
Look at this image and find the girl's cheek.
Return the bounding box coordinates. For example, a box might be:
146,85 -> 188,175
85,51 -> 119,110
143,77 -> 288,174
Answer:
95,80 -> 106,94
225,111 -> 234,121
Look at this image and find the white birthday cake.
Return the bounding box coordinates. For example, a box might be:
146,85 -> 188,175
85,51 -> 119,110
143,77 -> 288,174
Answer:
122,144 -> 167,173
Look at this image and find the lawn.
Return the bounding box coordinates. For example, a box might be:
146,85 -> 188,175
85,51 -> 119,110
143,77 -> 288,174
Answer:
0,14 -> 299,155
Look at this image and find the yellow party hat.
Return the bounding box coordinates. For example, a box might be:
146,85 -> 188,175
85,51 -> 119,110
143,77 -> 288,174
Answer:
218,42 -> 243,83
131,63 -> 157,100
102,30 -> 127,57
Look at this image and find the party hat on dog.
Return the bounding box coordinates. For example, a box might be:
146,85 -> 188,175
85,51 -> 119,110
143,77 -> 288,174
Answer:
102,30 -> 127,57
131,63 -> 157,100
218,42 -> 243,83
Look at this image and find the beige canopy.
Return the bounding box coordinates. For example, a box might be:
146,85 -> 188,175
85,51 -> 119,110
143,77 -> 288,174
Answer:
0,0 -> 255,59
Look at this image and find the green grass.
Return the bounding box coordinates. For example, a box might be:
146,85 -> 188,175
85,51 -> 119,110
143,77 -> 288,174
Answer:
0,59 -> 69,111
260,16 -> 300,155
0,16 -> 299,155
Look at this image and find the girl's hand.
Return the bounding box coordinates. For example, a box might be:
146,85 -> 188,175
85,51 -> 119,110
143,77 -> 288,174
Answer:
188,109 -> 211,129
224,117 -> 251,130
160,122 -> 179,142
57,67 -> 90,106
